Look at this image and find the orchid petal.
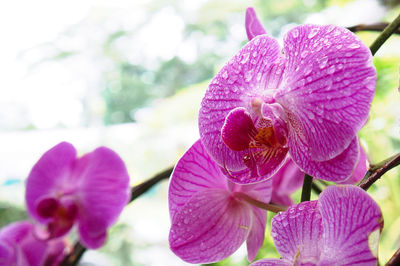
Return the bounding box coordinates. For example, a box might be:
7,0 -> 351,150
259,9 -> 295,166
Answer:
25,142 -> 77,223
199,34 -> 284,173
250,259 -> 291,266
319,185 -> 382,265
169,140 -> 228,220
246,206 -> 267,261
169,189 -> 252,264
271,158 -> 303,206
75,146 -> 130,248
245,7 -> 267,41
271,201 -> 322,263
290,136 -> 359,182
276,25 -> 376,162
338,143 -> 368,184
0,221 -> 66,266
221,107 -> 257,151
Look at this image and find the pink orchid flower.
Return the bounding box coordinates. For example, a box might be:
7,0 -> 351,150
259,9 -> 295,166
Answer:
0,221 -> 67,266
169,140 -> 272,263
25,142 -> 130,249
252,185 -> 383,266
199,7 -> 376,184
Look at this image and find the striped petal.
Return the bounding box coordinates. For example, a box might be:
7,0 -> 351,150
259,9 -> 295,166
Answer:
319,185 -> 383,265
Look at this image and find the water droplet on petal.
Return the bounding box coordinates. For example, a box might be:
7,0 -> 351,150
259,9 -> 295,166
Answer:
300,50 -> 308,58
241,52 -> 250,64
333,29 -> 341,36
337,64 -> 343,70
311,127 -> 316,133
200,242 -> 206,251
317,56 -> 328,69
292,29 -> 299,38
222,70 -> 228,79
327,65 -> 336,74
348,43 -> 360,49
304,65 -> 313,76
308,28 -> 319,39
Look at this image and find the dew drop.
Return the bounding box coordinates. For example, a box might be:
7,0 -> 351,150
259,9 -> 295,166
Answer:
254,37 -> 260,45
327,65 -> 336,74
300,50 -> 308,58
241,52 -> 250,64
222,70 -> 228,79
306,76 -> 312,82
307,112 -> 315,120
253,51 -> 258,57
333,29 -> 341,36
337,64 -> 343,70
200,242 -> 207,251
317,56 -> 328,69
343,80 -> 350,85
336,44 -> 343,49
304,64 -> 313,76
311,127 -> 316,133
326,25 -> 335,33
292,29 -> 299,38
348,43 -> 360,49
183,217 -> 189,224
308,28 -> 319,39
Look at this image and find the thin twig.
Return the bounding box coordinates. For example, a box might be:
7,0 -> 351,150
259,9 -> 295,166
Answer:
369,13 -> 400,55
60,167 -> 174,266
359,152 -> 400,190
347,22 -> 400,35
386,247 -> 400,266
301,174 -> 313,202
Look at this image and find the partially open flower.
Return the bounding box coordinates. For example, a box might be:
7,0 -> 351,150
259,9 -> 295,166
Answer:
25,142 -> 130,249
0,221 -> 67,265
251,185 -> 383,266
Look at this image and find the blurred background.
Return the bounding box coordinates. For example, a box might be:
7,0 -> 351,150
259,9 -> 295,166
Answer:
0,0 -> 400,265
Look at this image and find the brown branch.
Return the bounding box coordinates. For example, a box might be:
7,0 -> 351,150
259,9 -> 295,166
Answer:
359,152 -> 400,190
387,247 -> 400,266
60,167 -> 174,266
347,22 -> 400,35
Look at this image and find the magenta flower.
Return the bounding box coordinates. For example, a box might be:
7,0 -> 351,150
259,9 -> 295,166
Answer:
252,185 -> 383,266
25,142 -> 130,249
199,7 -> 376,183
0,221 -> 66,266
169,140 -> 272,263
272,143 -> 368,206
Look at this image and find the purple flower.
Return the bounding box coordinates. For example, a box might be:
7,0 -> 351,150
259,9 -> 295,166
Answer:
0,221 -> 67,266
251,185 -> 383,266
199,7 -> 376,183
272,143 -> 368,206
168,140 -> 272,263
25,142 -> 130,249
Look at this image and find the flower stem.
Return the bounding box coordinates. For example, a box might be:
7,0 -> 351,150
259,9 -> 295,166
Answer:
387,247 -> 400,266
301,174 -> 313,202
60,167 -> 174,266
359,152 -> 400,190
235,192 -> 287,213
369,13 -> 400,55
347,22 -> 400,35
